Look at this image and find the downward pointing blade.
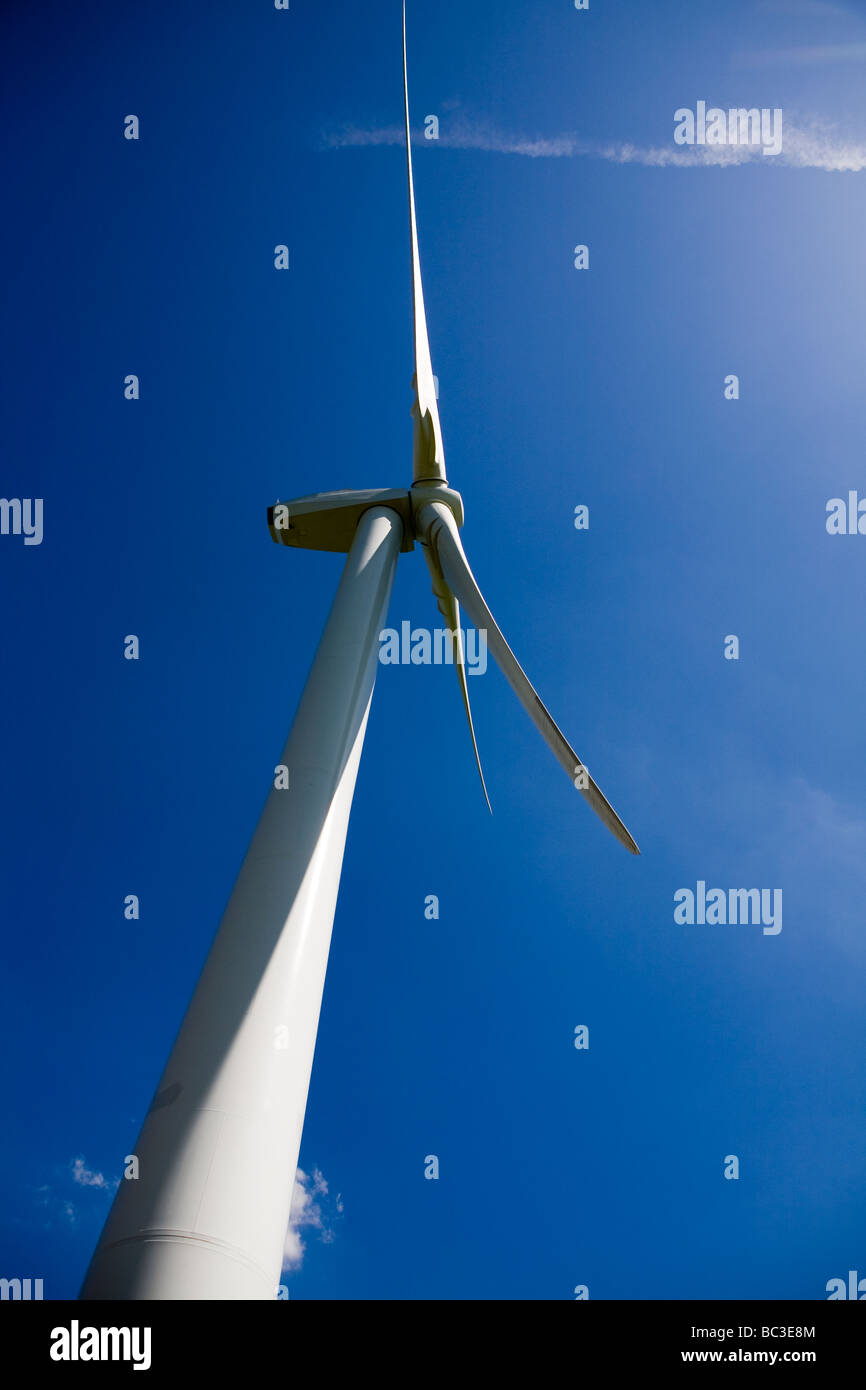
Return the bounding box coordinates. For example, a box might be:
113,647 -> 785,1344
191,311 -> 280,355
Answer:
420,501 -> 640,855
403,2 -> 446,484
421,541 -> 492,813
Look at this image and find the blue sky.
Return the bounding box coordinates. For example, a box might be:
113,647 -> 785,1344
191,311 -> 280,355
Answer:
2,0 -> 866,1299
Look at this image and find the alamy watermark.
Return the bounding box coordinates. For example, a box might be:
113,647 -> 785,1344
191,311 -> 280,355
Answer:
674,103 -> 783,156
674,881 -> 782,935
50,1322 -> 151,1371
379,621 -> 487,675
826,492 -> 866,534
0,497 -> 43,545
0,1276 -> 43,1299
826,1270 -> 866,1299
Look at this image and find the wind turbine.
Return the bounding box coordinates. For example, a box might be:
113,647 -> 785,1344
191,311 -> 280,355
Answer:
80,4 -> 638,1303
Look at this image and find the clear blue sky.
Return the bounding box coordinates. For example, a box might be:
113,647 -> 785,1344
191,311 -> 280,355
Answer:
2,0 -> 866,1299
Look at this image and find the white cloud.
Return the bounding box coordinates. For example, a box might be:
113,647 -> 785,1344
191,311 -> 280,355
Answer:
282,1166 -> 342,1272
71,1156 -> 115,1190
323,115 -> 866,172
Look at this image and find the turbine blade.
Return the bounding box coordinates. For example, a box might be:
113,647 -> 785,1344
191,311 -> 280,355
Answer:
422,542 -> 492,812
419,501 -> 640,855
403,2 -> 446,484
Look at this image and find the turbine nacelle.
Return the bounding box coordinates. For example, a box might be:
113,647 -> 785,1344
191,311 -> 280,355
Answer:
268,488 -> 417,553
266,484 -> 465,554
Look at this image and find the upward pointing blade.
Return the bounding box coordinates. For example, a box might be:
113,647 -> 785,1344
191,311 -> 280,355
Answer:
419,500 -> 640,855
403,3 -> 446,485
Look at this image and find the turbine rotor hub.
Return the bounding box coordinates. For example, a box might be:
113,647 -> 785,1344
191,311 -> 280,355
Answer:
410,481 -> 464,541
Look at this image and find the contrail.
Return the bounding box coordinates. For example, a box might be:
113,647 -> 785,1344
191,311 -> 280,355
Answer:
322,116 -> 866,172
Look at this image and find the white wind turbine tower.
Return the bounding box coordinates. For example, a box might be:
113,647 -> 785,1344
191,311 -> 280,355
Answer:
80,5 -> 638,1302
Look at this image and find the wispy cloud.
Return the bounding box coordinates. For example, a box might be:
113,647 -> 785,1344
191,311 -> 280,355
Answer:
282,1167 -> 343,1272
71,1156 -> 115,1190
755,0 -> 859,16
31,1183 -> 78,1226
738,0 -> 866,66
771,777 -> 866,892
322,122 -> 579,160
322,116 -> 866,172
22,1157 -> 118,1234
735,42 -> 866,66
731,775 -> 866,968
672,761 -> 866,967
